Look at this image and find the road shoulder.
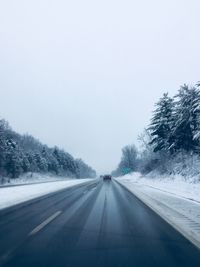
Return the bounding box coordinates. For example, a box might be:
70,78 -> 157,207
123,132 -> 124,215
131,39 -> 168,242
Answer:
116,178 -> 200,250
0,179 -> 96,211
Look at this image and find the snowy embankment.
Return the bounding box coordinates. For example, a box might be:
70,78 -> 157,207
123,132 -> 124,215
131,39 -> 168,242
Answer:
0,172 -> 72,187
117,172 -> 200,202
0,178 -> 93,210
116,173 -> 200,249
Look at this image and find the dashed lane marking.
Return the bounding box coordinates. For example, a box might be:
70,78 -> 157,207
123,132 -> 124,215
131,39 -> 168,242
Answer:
29,211 -> 62,236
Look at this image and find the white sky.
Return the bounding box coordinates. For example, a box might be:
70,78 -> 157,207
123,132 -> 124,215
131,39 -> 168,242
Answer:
0,0 -> 200,173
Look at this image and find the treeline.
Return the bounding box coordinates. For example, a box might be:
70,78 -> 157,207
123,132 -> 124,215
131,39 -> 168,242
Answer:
0,119 -> 96,179
112,145 -> 138,177
112,82 -> 200,177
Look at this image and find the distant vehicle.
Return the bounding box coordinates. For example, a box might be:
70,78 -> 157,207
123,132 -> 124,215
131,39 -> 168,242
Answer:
103,175 -> 112,181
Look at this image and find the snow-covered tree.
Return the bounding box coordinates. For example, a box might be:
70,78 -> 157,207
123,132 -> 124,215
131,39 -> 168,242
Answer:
112,144 -> 138,176
76,159 -> 96,178
170,85 -> 200,152
0,118 -> 95,179
21,153 -> 31,173
149,93 -> 174,152
5,139 -> 23,178
34,153 -> 48,172
0,120 -> 7,175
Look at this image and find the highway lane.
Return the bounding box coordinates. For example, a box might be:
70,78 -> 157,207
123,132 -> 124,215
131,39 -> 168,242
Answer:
0,179 -> 200,267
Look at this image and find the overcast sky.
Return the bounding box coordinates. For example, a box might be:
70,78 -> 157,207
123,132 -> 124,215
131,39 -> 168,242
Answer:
0,0 -> 200,173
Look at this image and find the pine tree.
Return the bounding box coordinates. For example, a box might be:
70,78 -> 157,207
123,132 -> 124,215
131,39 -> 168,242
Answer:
21,153 -> 31,173
0,119 -> 96,179
76,159 -> 96,178
149,93 -> 174,152
5,139 -> 22,178
34,153 -> 48,172
0,121 -> 6,175
170,85 -> 200,152
193,82 -> 200,146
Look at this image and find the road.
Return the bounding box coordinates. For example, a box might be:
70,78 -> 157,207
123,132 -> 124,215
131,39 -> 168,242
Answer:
0,179 -> 200,267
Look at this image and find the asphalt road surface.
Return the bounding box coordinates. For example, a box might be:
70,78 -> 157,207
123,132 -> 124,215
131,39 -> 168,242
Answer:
0,179 -> 200,267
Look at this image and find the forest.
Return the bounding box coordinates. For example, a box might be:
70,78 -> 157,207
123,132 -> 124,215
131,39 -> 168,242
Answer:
0,120 -> 96,180
113,82 -> 200,178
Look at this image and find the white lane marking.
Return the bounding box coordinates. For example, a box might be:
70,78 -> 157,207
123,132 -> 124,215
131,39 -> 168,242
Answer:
92,186 -> 97,190
29,211 -> 62,236
0,250 -> 12,263
83,186 -> 97,195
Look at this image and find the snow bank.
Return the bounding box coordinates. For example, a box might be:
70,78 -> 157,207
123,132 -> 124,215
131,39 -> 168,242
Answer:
118,172 -> 200,203
0,178 -> 93,210
117,173 -> 200,249
0,173 -> 72,186
144,153 -> 200,182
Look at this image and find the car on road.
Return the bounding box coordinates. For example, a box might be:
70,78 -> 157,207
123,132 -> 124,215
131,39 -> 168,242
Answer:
103,175 -> 112,181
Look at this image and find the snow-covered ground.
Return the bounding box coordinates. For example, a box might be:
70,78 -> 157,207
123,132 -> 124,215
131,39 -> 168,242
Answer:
116,173 -> 200,249
0,173 -> 73,187
0,178 -> 93,210
117,172 -> 200,202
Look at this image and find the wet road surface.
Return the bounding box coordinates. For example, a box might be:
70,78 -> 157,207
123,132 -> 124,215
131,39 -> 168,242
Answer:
0,179 -> 200,267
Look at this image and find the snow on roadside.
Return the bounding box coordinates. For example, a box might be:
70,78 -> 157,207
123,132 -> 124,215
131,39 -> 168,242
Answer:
0,173 -> 72,187
117,172 -> 200,203
0,178 -> 93,210
116,173 -> 200,249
